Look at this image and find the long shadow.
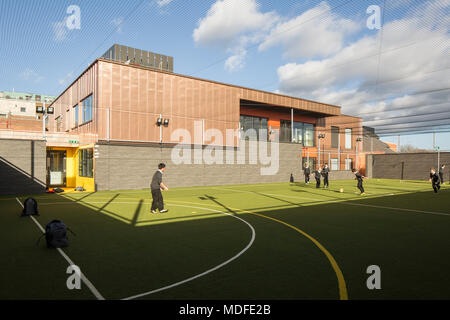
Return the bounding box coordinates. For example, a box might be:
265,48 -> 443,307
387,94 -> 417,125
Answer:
0,156 -> 46,195
131,199 -> 144,227
252,191 -> 302,207
201,194 -> 237,216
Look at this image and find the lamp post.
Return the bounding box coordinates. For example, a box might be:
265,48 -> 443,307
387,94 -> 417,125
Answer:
356,137 -> 362,170
318,133 -> 325,169
36,100 -> 54,140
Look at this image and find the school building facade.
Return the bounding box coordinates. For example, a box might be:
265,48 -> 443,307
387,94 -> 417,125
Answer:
0,48 -> 364,194
40,53 -> 362,191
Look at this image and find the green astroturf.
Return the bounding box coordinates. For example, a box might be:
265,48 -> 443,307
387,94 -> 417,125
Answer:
1,179 -> 450,300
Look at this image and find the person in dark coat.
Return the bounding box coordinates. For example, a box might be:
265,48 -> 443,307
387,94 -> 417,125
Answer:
439,164 -> 445,185
150,163 -> 169,214
430,168 -> 441,194
352,169 -> 366,195
303,162 -> 311,184
313,168 -> 321,188
321,164 -> 330,188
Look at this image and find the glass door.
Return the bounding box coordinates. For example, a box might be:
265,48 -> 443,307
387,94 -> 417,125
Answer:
46,150 -> 67,187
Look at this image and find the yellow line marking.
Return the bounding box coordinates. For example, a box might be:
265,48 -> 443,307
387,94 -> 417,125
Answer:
168,199 -> 349,300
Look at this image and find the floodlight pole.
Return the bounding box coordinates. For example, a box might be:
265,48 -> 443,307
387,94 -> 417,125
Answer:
42,102 -> 47,140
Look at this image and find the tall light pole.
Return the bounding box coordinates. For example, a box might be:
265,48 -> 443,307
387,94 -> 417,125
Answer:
318,133 -> 325,169
356,137 -> 362,170
36,100 -> 54,140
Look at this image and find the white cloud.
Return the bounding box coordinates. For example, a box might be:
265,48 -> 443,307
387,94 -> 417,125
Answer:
275,0 -> 450,130
225,49 -> 247,72
21,69 -> 44,83
157,0 -> 174,7
193,0 -> 278,48
193,0 -> 278,72
259,1 -> 361,59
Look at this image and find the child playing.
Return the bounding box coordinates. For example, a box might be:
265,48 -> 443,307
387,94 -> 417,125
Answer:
352,169 -> 366,195
430,168 -> 441,194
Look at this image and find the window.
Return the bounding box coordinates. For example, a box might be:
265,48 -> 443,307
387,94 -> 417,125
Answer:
345,158 -> 353,171
82,95 -> 93,123
79,149 -> 94,178
240,115 -> 268,140
303,123 -> 315,147
331,126 -> 339,148
280,120 -> 315,146
73,104 -> 79,127
331,158 -> 339,171
20,107 -> 26,113
293,122 -> 303,144
345,128 -> 352,149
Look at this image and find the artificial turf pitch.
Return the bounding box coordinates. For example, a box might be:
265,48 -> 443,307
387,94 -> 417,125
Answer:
1,179 -> 450,300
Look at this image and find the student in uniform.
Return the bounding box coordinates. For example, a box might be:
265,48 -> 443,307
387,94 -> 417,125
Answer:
150,163 -> 169,214
322,164 -> 330,188
303,162 -> 311,184
352,169 -> 366,195
439,164 -> 445,185
430,168 -> 441,194
314,168 -> 321,189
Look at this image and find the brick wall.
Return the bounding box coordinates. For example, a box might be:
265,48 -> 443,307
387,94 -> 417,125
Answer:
94,141 -> 355,191
0,139 -> 46,195
367,152 -> 450,181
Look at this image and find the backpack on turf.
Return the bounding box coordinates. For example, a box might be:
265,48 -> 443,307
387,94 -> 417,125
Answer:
37,220 -> 75,248
21,198 -> 39,217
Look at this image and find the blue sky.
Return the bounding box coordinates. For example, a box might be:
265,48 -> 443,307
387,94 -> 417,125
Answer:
0,0 -> 449,150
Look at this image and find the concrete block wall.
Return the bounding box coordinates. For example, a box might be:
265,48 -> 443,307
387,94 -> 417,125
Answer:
367,152 -> 450,181
0,139 -> 46,195
95,141 -> 355,191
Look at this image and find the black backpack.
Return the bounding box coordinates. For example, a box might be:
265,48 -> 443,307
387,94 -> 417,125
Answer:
37,220 -> 75,248
22,198 -> 39,217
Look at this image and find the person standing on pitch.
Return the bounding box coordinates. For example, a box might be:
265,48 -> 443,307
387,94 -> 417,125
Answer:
151,163 -> 169,214
352,168 -> 366,195
322,164 -> 330,188
314,168 -> 321,189
439,164 -> 445,185
430,168 -> 441,194
303,162 -> 311,184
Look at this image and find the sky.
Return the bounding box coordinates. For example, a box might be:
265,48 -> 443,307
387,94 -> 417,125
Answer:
0,0 -> 449,150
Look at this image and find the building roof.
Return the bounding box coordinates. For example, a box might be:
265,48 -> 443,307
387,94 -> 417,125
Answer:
1,91 -> 56,102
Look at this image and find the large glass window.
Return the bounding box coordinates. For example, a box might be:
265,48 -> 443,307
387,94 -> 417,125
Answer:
82,95 -> 94,124
280,120 -> 315,146
345,128 -> 352,149
73,104 -> 79,127
79,149 -> 94,178
240,115 -> 268,140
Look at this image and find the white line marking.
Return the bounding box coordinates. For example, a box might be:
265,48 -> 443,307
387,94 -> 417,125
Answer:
122,203 -> 256,300
16,198 -> 105,300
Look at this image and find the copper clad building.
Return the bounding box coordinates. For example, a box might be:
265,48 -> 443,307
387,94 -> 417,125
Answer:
47,45 -> 362,191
